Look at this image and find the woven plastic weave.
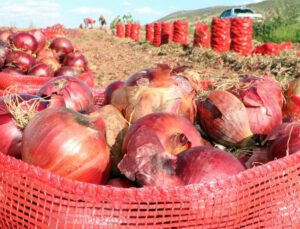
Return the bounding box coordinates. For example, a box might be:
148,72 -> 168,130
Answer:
0,152 -> 300,228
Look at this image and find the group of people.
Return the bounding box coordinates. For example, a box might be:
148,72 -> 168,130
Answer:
80,15 -> 107,29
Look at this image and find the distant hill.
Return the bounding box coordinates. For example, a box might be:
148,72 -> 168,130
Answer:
159,0 -> 300,25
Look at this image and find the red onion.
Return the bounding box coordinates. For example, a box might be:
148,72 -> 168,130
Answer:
62,51 -> 88,72
39,57 -> 60,72
283,78 -> 300,121
266,123 -> 300,160
37,76 -> 94,113
104,81 -> 125,105
111,64 -> 196,123
28,63 -> 54,77
21,107 -> 110,184
5,50 -> 36,71
49,37 -> 74,58
229,76 -> 282,135
30,30 -> 46,52
11,32 -> 38,54
54,66 -> 80,77
0,30 -> 13,43
0,41 -> 9,68
0,94 -> 46,158
197,90 -> 253,147
176,146 -> 245,185
106,178 -> 136,188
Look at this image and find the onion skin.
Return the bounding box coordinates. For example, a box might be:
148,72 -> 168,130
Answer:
111,65 -> 196,123
283,78 -> 300,122
103,81 -> 125,105
37,48 -> 56,61
49,37 -> 74,59
106,178 -> 136,188
5,50 -> 36,71
30,30 -> 46,52
11,32 -> 38,54
197,90 -> 253,147
0,30 -> 13,43
123,112 -> 204,156
54,66 -> 80,77
21,108 -> 110,184
176,146 -> 246,185
39,56 -> 60,72
266,123 -> 300,160
229,76 -> 282,135
37,76 -> 94,113
0,41 -> 9,68
28,63 -> 54,77
63,52 -> 88,72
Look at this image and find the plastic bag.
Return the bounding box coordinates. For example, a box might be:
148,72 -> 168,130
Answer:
153,22 -> 162,47
173,20 -> 189,45
161,22 -> 173,45
116,23 -> 125,38
211,18 -> 231,53
193,22 -> 211,48
145,23 -> 154,43
125,24 -> 132,38
253,42 -> 292,56
130,24 -> 140,41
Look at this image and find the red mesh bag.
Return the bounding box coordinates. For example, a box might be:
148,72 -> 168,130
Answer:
173,20 -> 189,45
0,69 -> 95,95
116,23 -> 125,38
130,24 -> 140,41
253,42 -> 292,56
211,18 -> 231,53
193,22 -> 211,48
0,152 -> 300,227
161,22 -> 173,45
125,24 -> 132,38
153,22 -> 162,47
145,23 -> 154,43
231,18 -> 253,56
42,24 -> 64,40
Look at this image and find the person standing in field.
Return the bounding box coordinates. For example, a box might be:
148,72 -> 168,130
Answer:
83,18 -> 95,29
99,15 -> 107,29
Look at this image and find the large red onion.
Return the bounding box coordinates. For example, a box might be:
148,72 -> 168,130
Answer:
21,107 -> 110,184
30,30 -> 46,52
103,81 -> 125,105
0,30 -> 13,43
176,146 -> 245,185
39,56 -> 60,72
266,123 -> 300,160
5,50 -> 36,71
37,76 -> 94,113
283,78 -> 300,122
28,63 -> 54,77
229,76 -> 282,135
197,90 -> 253,147
0,94 -> 46,158
62,52 -> 88,72
11,32 -> 38,54
54,66 -> 80,77
49,37 -> 74,58
111,64 -> 196,123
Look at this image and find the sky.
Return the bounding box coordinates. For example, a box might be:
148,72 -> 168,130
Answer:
0,0 -> 264,28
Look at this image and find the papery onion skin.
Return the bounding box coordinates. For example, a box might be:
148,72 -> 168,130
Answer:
54,66 -> 80,77
30,30 -> 46,52
63,52 -> 88,72
5,50 -> 36,71
37,48 -> 57,61
176,146 -> 246,185
123,112 -> 204,156
283,78 -> 300,122
21,108 -> 110,184
197,90 -> 253,147
28,63 -> 54,77
49,37 -> 74,59
37,76 -> 94,113
103,81 -> 125,105
111,65 -> 196,123
0,30 -> 13,43
11,32 -> 38,54
39,57 -> 60,72
266,123 -> 300,160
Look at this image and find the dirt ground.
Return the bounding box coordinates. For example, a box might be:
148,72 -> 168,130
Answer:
69,29 -> 300,88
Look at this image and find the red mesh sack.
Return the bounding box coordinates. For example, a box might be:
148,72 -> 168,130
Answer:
161,22 -> 173,45
231,18 -> 253,56
116,23 -> 125,38
130,24 -> 140,41
0,152 -> 300,227
0,69 -> 95,95
193,22 -> 211,48
145,23 -> 154,43
211,18 -> 231,53
125,24 -> 132,38
153,22 -> 162,47
253,42 -> 292,56
42,24 -> 64,40
173,20 -> 189,45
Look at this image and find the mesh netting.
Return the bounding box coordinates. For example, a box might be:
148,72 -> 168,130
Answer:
1,152 -> 300,228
